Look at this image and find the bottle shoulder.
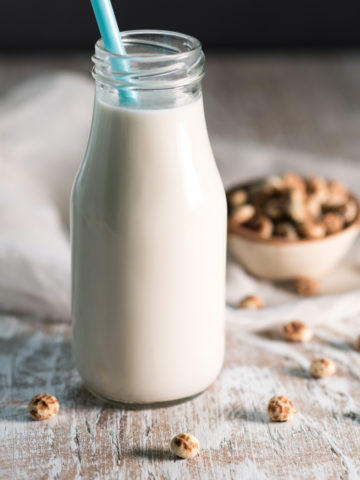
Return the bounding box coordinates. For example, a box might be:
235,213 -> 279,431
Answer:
73,96 -> 226,215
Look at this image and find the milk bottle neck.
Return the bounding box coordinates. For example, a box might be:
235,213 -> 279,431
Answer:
92,30 -> 205,109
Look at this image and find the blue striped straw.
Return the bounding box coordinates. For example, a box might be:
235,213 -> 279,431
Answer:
90,0 -> 136,105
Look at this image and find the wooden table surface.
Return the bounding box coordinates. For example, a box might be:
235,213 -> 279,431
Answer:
1,53 -> 360,479
2,311 -> 360,479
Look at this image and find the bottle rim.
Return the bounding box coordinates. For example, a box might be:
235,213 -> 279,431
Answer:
92,29 -> 205,91
95,29 -> 202,62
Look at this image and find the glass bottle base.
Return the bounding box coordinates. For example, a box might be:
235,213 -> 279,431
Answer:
82,382 -> 211,409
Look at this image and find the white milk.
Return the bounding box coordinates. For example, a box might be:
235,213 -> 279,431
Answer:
71,95 -> 226,404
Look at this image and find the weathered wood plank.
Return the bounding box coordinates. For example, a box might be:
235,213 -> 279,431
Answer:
1,312 -> 360,479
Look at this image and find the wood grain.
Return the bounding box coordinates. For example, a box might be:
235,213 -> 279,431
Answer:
1,312 -> 360,479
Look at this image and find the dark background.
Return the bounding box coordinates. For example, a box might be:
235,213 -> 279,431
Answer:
2,0 -> 360,51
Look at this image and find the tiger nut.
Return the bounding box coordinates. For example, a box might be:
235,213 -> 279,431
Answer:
307,176 -> 329,204
310,358 -> 336,378
267,395 -> 296,422
238,294 -> 264,309
283,320 -> 313,342
283,172 -> 306,194
227,189 -> 248,208
306,194 -> 322,218
249,176 -> 284,207
297,220 -> 326,239
231,204 -> 256,224
286,199 -> 309,223
326,181 -> 348,207
274,222 -> 298,240
28,393 -> 59,421
170,433 -> 200,459
247,214 -> 274,239
293,276 -> 319,297
261,175 -> 285,194
338,199 -> 358,224
263,198 -> 285,220
323,212 -> 344,235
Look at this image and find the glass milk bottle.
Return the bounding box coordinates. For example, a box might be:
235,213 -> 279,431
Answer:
71,30 -> 227,405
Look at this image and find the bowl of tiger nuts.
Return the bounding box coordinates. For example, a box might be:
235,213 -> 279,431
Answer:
227,172 -> 360,280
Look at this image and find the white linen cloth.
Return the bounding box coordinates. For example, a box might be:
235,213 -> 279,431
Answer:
0,72 -> 359,322
0,73 -> 93,318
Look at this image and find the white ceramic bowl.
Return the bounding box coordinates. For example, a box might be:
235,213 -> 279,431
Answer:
227,184 -> 360,280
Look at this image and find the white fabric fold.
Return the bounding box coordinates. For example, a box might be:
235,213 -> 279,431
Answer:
0,73 -> 93,318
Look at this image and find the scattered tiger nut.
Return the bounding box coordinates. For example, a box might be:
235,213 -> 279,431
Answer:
267,395 -> 296,422
283,320 -> 313,342
338,199 -> 358,224
297,220 -> 326,239
238,294 -> 264,309
247,214 -> 274,239
322,212 -> 344,235
28,393 -> 59,421
227,189 -> 248,208
326,181 -> 348,207
231,204 -> 256,224
293,276 -> 319,297
274,222 -> 298,240
310,358 -> 336,378
170,433 -> 200,459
